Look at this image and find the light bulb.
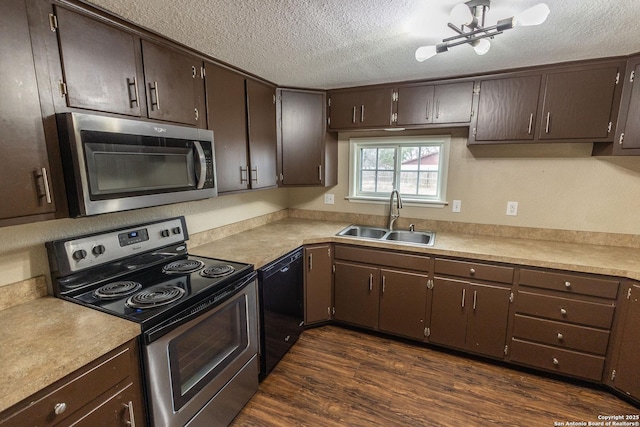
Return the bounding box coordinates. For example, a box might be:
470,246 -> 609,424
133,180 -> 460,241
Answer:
513,3 -> 550,27
450,3 -> 473,26
472,39 -> 491,55
415,45 -> 437,62
473,39 -> 491,55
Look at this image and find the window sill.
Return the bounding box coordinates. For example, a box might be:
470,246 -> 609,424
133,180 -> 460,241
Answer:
345,196 -> 447,208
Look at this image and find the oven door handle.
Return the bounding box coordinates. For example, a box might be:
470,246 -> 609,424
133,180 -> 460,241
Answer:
193,141 -> 207,189
144,271 -> 257,344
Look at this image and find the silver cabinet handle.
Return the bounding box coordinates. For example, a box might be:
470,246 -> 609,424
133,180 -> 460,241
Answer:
527,113 -> 534,134
425,99 -> 430,120
191,65 -> 197,78
560,308 -> 567,316
308,253 -> 313,271
545,112 -> 551,133
435,100 -> 440,119
194,107 -> 199,121
318,165 -> 322,181
472,290 -> 477,310
552,357 -> 560,366
149,81 -> 160,110
352,106 -> 356,124
240,166 -> 248,184
127,77 -> 140,108
361,105 -> 365,123
369,273 -> 373,292
124,401 -> 136,427
41,167 -> 52,204
461,288 -> 466,308
564,281 -> 571,289
469,268 -> 476,275
557,332 -> 564,341
251,166 -> 258,183
382,275 -> 386,293
54,402 -> 67,415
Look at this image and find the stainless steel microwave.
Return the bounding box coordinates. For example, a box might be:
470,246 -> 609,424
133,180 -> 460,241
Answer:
56,113 -> 216,217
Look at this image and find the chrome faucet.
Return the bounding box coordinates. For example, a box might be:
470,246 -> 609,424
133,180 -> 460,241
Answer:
388,189 -> 403,230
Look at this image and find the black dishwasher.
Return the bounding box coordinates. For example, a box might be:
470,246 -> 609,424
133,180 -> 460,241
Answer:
257,247 -> 304,379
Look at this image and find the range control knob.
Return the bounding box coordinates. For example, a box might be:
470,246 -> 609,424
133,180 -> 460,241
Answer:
72,249 -> 87,261
161,229 -> 171,237
172,227 -> 181,235
92,245 -> 106,256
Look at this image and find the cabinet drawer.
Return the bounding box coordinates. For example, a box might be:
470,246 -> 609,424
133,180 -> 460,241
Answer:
335,245 -> 429,272
516,291 -> 615,329
512,314 -> 610,355
3,346 -> 132,426
510,338 -> 605,382
519,269 -> 619,299
435,259 -> 514,284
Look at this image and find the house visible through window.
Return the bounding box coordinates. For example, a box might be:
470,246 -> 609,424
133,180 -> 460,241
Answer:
349,136 -> 450,205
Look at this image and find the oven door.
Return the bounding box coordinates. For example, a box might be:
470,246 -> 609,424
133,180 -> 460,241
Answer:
144,275 -> 258,427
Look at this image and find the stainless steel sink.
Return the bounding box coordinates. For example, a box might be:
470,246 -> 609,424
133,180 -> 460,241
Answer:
336,225 -> 435,246
384,230 -> 434,245
337,225 -> 388,239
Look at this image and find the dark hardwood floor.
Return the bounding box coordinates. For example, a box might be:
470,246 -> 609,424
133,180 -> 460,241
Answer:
232,326 -> 637,426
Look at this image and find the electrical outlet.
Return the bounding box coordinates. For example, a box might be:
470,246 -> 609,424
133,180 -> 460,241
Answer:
506,201 -> 518,216
324,193 -> 335,205
452,200 -> 462,213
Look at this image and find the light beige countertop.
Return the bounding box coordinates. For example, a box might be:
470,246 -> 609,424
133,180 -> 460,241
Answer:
191,217 -> 640,280
0,297 -> 140,413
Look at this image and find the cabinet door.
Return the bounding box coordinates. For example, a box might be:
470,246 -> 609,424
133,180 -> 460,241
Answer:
429,278 -> 467,350
396,84 -> 434,125
329,88 -> 393,129
619,60 -> 640,150
334,262 -> 379,329
466,284 -> 511,358
205,63 -> 249,192
474,76 -> 541,141
611,284 -> 640,400
54,6 -> 143,117
142,40 -> 202,126
539,67 -> 619,140
280,90 -> 324,185
0,0 -> 57,220
304,245 -> 333,325
246,79 -> 277,189
432,81 -> 474,124
379,269 -> 428,340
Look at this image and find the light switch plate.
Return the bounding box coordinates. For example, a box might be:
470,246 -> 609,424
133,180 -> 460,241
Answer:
324,193 -> 335,205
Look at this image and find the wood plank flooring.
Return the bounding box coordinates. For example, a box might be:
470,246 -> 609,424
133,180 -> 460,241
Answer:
231,326 -> 638,427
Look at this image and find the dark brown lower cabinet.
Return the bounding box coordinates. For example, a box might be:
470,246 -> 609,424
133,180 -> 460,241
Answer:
378,268 -> 429,340
334,261 -> 380,329
304,244 -> 333,325
609,282 -> 640,400
0,338 -> 145,426
429,277 -> 511,359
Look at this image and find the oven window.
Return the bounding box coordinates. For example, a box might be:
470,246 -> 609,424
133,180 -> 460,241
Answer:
84,142 -> 196,198
168,296 -> 248,409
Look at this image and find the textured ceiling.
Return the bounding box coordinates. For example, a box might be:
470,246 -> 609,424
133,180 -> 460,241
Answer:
85,0 -> 640,89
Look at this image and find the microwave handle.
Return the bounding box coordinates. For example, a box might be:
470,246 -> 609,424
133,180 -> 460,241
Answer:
193,141 -> 207,189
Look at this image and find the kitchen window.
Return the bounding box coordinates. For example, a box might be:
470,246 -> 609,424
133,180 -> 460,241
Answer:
348,136 -> 450,205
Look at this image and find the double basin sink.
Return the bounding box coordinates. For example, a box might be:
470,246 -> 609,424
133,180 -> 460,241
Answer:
337,224 -> 435,246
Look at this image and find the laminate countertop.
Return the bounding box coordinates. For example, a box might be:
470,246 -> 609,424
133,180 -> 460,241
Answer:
191,217 -> 640,280
0,297 -> 140,413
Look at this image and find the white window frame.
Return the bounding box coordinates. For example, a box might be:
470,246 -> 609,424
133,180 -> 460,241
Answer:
347,135 -> 450,206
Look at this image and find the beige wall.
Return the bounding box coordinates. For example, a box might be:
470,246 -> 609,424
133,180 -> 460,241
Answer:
0,188 -> 288,288
289,129 -> 640,234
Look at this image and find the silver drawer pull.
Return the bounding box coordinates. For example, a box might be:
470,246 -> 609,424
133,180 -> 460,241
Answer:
560,308 -> 567,316
557,332 -> 564,340
124,401 -> 136,427
564,281 -> 571,289
552,357 -> 560,366
369,274 -> 373,292
469,268 -> 476,275
54,402 -> 67,415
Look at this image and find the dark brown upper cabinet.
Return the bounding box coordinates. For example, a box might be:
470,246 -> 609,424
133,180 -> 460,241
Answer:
0,0 -> 63,225
396,81 -> 474,126
141,40 -> 205,127
538,66 -> 620,140
472,75 -> 542,142
608,282 -> 640,401
205,62 -> 276,192
594,56 -> 640,156
277,89 -> 337,187
52,5 -> 144,117
328,87 -> 394,130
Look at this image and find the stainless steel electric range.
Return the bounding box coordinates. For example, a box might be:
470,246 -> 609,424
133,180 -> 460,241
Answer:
46,217 -> 259,427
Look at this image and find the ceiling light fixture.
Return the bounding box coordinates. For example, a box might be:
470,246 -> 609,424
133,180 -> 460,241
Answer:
415,0 -> 550,62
